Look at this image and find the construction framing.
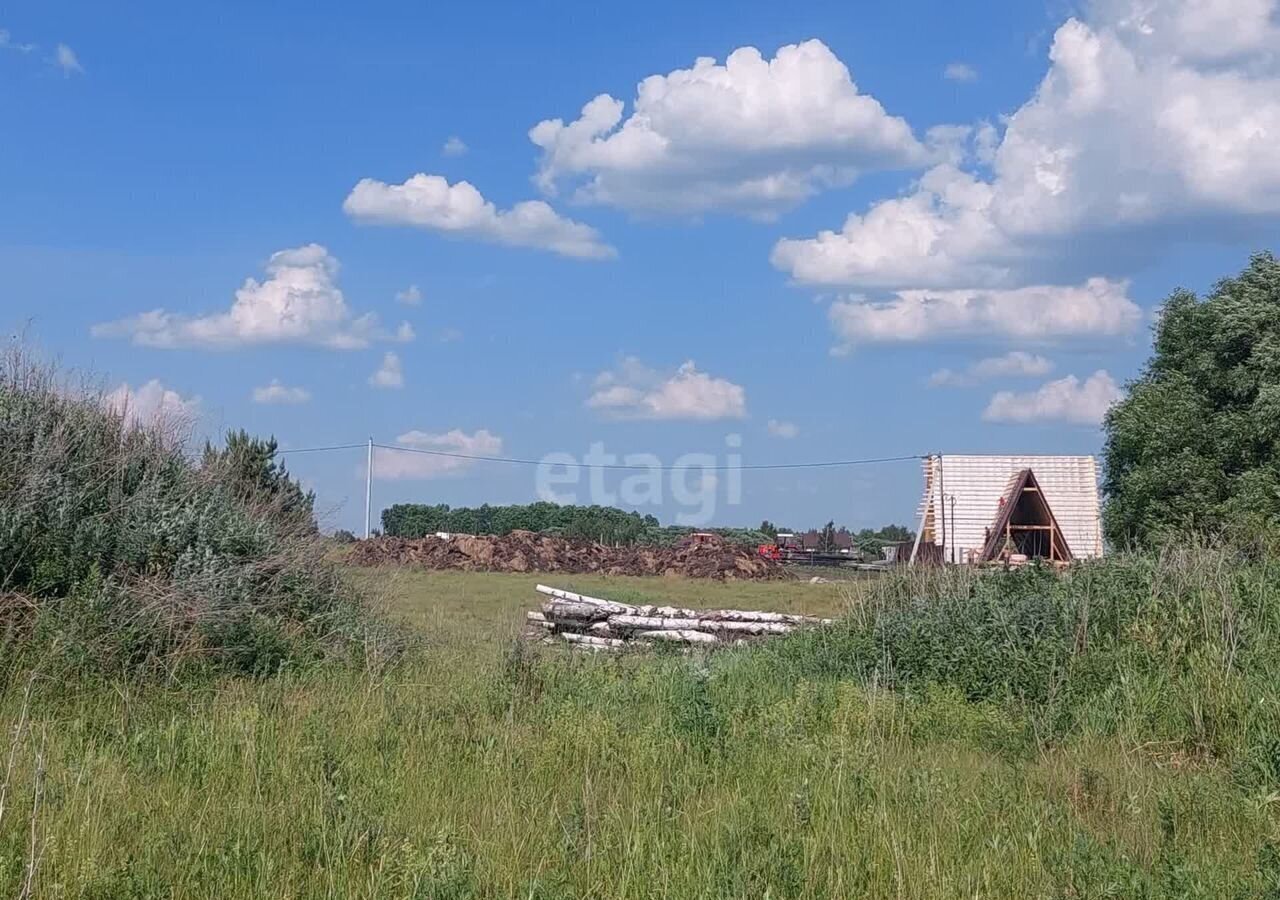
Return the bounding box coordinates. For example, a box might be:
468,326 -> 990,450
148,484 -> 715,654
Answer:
978,468 -> 1074,564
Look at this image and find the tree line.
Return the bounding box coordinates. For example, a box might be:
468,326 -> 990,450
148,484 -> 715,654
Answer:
382,502 -> 663,543
380,501 -> 914,555
381,502 -> 774,546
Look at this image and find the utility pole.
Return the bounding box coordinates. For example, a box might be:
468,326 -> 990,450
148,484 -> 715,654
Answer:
937,454 -> 947,564
364,436 -> 373,539
949,493 -> 957,564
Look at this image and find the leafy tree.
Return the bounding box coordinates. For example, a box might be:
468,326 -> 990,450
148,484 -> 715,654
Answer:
820,520 -> 837,552
851,524 -> 915,560
877,524 -> 913,543
758,520 -> 778,540
1104,252 -> 1280,547
202,429 -> 315,531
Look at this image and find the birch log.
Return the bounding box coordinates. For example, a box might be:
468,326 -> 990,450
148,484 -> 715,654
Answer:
701,620 -> 794,635
529,584 -> 831,651
535,584 -> 829,624
561,632 -> 625,649
535,585 -> 644,616
654,606 -> 829,625
542,600 -> 609,622
637,629 -> 718,644
608,614 -> 703,633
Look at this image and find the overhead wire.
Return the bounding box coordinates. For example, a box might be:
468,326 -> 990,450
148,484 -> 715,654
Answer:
279,440 -> 927,471
275,442 -> 368,455
373,442 -> 924,471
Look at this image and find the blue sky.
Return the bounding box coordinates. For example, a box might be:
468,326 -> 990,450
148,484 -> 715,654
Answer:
4,0 -> 1279,533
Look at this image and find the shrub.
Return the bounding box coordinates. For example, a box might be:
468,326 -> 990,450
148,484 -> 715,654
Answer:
743,544 -> 1280,762
0,346 -> 401,680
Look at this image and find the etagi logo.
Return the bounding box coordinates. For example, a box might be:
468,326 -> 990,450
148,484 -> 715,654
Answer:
534,435 -> 742,527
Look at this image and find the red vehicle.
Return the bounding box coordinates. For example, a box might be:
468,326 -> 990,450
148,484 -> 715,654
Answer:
758,532 -> 800,561
758,532 -> 857,567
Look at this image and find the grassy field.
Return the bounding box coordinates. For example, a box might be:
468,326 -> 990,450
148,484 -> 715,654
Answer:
352,568 -> 851,643
2,560 -> 1278,898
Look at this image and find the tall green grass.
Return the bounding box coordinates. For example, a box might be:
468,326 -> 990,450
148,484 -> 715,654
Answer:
754,547 -> 1280,771
0,346 -> 399,680
3,548 -> 1280,897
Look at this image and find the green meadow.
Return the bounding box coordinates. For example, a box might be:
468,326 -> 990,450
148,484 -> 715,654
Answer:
4,555 -> 1280,898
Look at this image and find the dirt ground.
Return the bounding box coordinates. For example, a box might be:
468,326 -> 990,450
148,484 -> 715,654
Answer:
347,530 -> 783,579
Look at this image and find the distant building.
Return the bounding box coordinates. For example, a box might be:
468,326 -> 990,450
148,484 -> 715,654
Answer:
912,454 -> 1103,565
797,528 -> 855,554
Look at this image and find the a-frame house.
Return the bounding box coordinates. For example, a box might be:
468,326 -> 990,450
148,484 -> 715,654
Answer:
978,468 -> 1074,563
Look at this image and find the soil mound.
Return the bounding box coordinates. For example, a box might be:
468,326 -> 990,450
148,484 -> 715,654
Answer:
348,531 -> 781,580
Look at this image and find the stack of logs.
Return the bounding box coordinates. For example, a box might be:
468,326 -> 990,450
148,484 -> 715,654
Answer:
525,584 -> 832,650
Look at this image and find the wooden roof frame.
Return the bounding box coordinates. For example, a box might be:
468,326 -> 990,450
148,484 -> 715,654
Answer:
978,468 -> 1075,564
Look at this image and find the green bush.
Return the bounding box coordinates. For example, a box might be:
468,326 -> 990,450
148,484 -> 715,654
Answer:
731,545 -> 1280,766
0,346 -> 401,679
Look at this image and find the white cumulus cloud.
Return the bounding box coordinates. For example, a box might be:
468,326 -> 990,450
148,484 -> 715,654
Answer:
343,174 -> 615,259
251,379 -> 311,405
0,29 -> 35,53
368,352 -> 404,389
829,279 -> 1140,350
767,419 -> 799,438
773,0 -> 1280,292
53,43 -> 82,75
529,39 -> 927,218
396,284 -> 422,305
982,370 -> 1122,425
103,380 -> 201,429
373,428 -> 503,480
442,136 -> 468,156
772,165 -> 1012,290
92,244 -> 399,350
929,351 -> 1054,386
943,62 -> 978,82
588,357 -> 747,420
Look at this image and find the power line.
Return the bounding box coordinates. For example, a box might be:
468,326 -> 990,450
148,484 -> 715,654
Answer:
375,442 -> 924,471
282,439 -> 926,472
277,442 -> 368,455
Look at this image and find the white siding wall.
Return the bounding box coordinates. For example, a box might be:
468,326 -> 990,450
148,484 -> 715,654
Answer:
920,455 -> 1102,562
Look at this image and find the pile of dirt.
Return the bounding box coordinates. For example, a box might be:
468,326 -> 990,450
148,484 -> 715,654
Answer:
348,531 -> 782,580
